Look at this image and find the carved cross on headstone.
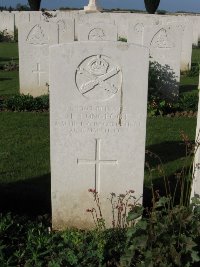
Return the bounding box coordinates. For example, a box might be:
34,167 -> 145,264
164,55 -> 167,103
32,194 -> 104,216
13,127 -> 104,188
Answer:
77,139 -> 118,193
32,63 -> 46,86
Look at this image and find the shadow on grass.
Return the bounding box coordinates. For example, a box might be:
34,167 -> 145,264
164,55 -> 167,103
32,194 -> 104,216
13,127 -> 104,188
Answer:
146,141 -> 188,167
0,77 -> 12,81
180,84 -> 198,93
0,57 -> 18,62
0,173 -> 51,216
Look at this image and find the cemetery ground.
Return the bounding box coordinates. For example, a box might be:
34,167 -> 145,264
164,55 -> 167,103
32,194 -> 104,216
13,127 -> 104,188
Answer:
0,42 -> 200,266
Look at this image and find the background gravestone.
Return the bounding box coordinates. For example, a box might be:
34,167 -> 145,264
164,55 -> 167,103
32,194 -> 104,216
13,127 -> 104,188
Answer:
77,21 -> 117,41
193,90 -> 200,198
18,19 -> 74,96
50,41 -> 149,230
18,21 -> 58,96
143,25 -> 182,100
0,12 -> 15,37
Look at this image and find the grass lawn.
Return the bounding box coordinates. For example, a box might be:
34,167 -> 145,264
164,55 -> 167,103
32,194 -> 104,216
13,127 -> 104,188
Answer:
180,47 -> 200,94
0,42 -> 19,96
0,112 -> 196,215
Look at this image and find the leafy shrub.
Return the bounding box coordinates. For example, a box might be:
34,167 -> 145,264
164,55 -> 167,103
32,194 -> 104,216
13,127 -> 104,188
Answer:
185,63 -> 200,77
144,0 -> 160,14
2,61 -> 19,71
157,9 -> 167,14
147,61 -> 199,116
179,92 -> 198,112
0,213 -> 126,266
118,37 -> 127,42
3,94 -> 49,112
120,196 -> 200,267
0,30 -> 13,42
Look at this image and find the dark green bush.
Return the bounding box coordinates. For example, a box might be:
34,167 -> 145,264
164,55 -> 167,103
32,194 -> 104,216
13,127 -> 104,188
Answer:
1,196 -> 200,266
3,94 -> 49,112
179,92 -> 198,112
0,213 -> 126,267
121,196 -> 200,267
147,61 -> 199,116
2,61 -> 19,71
0,30 -> 13,42
144,0 -> 160,14
185,63 -> 200,77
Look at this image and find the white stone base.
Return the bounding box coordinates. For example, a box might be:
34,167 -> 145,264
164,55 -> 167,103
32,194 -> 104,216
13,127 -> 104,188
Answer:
84,5 -> 102,12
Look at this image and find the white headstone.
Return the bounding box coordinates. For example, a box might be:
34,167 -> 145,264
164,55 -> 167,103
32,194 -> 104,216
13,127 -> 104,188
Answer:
18,18 -> 74,96
193,89 -> 200,197
175,21 -> 193,72
18,22 -> 58,96
160,16 -> 193,72
0,12 -> 14,37
77,21 -> 117,41
143,25 -> 182,100
50,41 -> 149,230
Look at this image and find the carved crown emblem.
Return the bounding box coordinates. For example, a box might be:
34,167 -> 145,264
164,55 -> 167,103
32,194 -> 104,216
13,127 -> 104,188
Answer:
87,55 -> 109,76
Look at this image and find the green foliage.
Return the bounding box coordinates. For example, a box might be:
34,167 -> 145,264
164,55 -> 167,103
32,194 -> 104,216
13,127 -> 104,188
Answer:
157,9 -> 167,14
179,92 -> 198,112
0,213 -> 126,266
0,30 -> 13,42
185,63 -> 200,77
1,94 -> 49,111
147,61 -> 199,116
144,0 -> 160,14
0,60 -> 19,71
121,196 -> 200,267
118,37 -> 127,42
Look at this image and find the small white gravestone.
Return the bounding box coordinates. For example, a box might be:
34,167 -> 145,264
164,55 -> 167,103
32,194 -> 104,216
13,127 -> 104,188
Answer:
193,87 -> 200,197
0,12 -> 14,37
160,16 -> 193,72
41,12 -> 75,44
50,41 -> 149,230
18,22 -> 58,96
128,21 -> 145,45
175,21 -> 193,72
18,19 -> 74,96
75,13 -> 115,42
143,25 -> 182,100
84,0 -> 102,12
77,21 -> 117,41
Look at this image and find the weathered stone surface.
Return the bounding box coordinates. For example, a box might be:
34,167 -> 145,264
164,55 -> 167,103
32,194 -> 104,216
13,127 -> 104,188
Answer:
50,41 -> 149,230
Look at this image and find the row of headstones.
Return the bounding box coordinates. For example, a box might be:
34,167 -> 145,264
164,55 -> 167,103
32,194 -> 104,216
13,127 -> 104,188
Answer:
1,10 -> 200,44
16,12 -> 200,99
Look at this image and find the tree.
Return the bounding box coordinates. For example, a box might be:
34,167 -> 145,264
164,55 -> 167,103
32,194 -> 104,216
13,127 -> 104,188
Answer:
28,0 -> 41,11
144,0 -> 160,14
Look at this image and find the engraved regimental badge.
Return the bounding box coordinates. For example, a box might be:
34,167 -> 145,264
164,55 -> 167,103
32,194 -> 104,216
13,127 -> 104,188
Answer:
75,55 -> 122,101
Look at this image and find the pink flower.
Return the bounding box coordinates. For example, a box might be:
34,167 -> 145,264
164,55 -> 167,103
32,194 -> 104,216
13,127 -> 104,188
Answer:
88,188 -> 96,193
